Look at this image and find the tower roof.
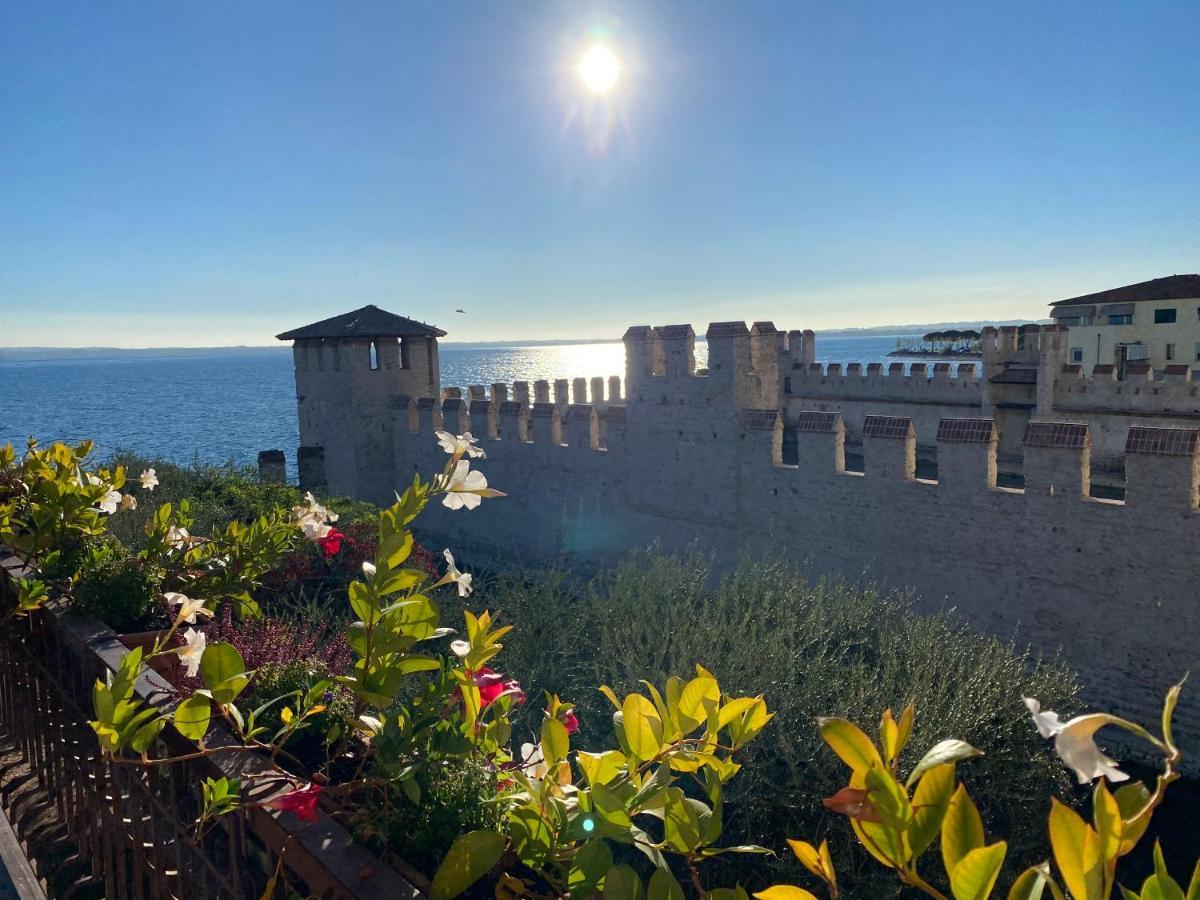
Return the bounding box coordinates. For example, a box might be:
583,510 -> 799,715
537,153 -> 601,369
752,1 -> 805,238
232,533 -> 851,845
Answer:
1049,274 -> 1200,307
276,305 -> 446,341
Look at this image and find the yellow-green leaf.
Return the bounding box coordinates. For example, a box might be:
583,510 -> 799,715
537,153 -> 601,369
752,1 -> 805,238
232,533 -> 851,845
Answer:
786,840 -> 823,879
1092,781 -> 1123,864
541,717 -> 569,767
1113,781 -> 1152,855
818,716 -> 883,776
753,888 -> 819,900
942,783 -> 984,877
910,763 -> 956,859
1049,797 -> 1104,900
1007,863 -> 1052,900
576,750 -> 625,788
950,841 -> 1007,900
430,830 -> 505,900
173,694 -> 211,741
677,676 -> 719,733
622,694 -> 664,761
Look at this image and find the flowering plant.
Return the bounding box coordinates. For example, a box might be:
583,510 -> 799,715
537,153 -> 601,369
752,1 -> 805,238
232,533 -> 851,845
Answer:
759,678 -> 1191,900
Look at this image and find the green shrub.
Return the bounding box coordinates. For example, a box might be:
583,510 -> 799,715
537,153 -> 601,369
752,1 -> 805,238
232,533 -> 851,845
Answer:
74,543 -> 166,632
245,656 -> 354,747
102,453 -> 378,551
456,550 -> 1080,896
351,756 -> 504,882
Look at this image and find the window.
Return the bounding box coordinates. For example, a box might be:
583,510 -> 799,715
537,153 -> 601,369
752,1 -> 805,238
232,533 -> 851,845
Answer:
1154,308 -> 1177,324
1070,347 -> 1083,363
1109,314 -> 1132,325
1166,343 -> 1176,361
1195,343 -> 1200,362
369,340 -> 379,370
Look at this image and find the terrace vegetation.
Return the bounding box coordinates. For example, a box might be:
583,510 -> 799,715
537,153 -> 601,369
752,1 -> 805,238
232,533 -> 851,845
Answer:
0,438 -> 1195,899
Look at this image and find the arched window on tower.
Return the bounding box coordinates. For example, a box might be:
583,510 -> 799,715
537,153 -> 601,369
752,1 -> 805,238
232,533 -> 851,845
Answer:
369,340 -> 379,370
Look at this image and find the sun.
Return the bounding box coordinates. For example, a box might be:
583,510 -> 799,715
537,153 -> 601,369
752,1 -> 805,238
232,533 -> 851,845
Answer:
578,44 -> 620,94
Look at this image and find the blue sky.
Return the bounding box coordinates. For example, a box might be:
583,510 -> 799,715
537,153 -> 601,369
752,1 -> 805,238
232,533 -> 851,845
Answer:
3,1 -> 1199,346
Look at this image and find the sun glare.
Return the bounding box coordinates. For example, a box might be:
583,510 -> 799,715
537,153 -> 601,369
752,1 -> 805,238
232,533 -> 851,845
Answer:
578,44 -> 620,94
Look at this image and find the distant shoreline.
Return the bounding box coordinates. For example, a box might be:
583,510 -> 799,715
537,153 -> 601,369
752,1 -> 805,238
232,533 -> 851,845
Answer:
0,320 -> 1043,363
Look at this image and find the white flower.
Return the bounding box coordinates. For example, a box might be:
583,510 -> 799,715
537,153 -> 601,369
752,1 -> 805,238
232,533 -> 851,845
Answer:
139,468 -> 159,491
362,561 -> 377,579
442,549 -> 473,597
441,460 -> 501,511
119,494 -> 138,512
291,492 -> 337,541
1024,697 -> 1130,785
450,639 -> 472,659
98,490 -> 122,515
166,591 -> 213,624
436,430 -> 486,459
519,741 -> 549,781
166,526 -> 192,551
87,473 -> 103,486
177,627 -> 207,678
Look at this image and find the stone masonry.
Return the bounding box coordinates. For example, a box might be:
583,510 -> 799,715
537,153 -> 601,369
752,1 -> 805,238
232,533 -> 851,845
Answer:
278,312 -> 1200,759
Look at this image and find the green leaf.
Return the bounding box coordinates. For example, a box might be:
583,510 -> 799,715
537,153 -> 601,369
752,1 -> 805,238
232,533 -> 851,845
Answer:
199,643 -> 245,695
173,694 -> 212,741
348,580 -> 379,625
603,865 -> 643,900
1114,781 -> 1153,855
909,763 -> 956,859
1152,841 -> 1186,900
906,739 -> 984,788
128,717 -> 166,754
568,840 -> 613,897
1092,781 -> 1123,864
541,717 -> 569,767
817,717 -> 883,776
1162,674 -> 1186,751
648,868 -> 685,900
942,783 -> 984,877
1186,857 -> 1200,900
623,693 -> 664,761
950,841 -> 1007,900
576,750 -> 625,787
662,787 -> 702,853
429,830 -> 505,900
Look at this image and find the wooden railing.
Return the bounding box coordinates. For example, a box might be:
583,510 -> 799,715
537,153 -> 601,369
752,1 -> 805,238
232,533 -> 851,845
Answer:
0,568 -> 426,899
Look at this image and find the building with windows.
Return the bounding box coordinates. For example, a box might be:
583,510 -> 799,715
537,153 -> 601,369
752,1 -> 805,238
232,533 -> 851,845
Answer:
1049,274 -> 1200,374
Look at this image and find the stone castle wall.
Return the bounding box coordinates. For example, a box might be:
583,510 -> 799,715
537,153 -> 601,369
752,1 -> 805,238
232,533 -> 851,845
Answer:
288,320 -> 1200,758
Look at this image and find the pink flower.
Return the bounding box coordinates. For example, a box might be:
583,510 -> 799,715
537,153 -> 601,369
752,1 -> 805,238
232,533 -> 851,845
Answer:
263,783 -> 322,823
316,529 -> 344,558
563,710 -> 580,735
470,668 -> 525,708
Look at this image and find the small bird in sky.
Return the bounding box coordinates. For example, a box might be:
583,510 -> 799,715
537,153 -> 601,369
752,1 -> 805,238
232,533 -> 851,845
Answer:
455,309 -> 466,314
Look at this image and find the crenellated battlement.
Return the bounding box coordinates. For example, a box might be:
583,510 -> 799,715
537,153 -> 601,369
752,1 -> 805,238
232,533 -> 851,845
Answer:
280,309 -> 1200,754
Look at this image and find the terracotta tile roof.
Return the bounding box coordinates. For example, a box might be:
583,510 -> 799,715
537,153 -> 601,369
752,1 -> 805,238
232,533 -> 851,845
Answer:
989,368 -> 1038,384
604,405 -> 627,422
566,404 -> 596,421
277,304 -> 445,340
863,415 -> 914,440
416,397 -> 437,410
530,403 -> 558,418
796,411 -> 842,434
622,326 -> 653,341
1023,421 -> 1089,449
1125,426 -> 1199,457
498,401 -> 527,415
469,400 -> 492,415
1050,274 -> 1200,307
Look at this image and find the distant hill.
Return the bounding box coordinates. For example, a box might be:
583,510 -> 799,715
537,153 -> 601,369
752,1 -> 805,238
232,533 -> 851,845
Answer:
0,320 -> 1052,362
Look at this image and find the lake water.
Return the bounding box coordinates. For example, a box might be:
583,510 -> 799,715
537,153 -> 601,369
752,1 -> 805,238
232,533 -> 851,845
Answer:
0,333 -> 922,477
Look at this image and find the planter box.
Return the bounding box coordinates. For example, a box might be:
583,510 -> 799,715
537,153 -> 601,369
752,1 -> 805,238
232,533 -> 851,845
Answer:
0,568 -> 427,899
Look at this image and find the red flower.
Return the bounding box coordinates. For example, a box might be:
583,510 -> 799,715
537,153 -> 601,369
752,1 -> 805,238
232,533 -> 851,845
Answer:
263,783 -> 322,823
563,710 -> 580,735
470,667 -> 525,708
316,529 -> 345,558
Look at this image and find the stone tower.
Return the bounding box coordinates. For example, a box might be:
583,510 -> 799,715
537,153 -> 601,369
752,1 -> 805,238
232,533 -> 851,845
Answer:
276,305 -> 445,499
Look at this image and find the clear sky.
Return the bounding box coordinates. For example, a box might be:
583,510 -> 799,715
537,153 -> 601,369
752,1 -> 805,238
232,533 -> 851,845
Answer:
3,2 -> 1199,346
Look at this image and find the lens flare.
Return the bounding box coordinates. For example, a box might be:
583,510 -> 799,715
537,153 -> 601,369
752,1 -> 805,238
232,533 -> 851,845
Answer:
578,45 -> 619,94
